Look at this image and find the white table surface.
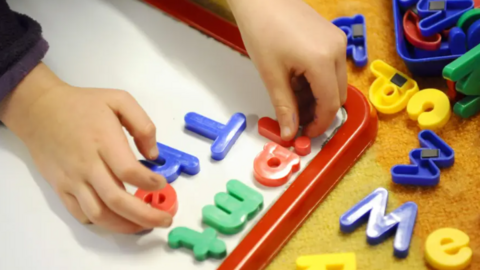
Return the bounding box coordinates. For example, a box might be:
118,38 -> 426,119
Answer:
0,1 -> 346,269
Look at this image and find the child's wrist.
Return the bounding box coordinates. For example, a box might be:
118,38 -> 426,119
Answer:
0,62 -> 66,138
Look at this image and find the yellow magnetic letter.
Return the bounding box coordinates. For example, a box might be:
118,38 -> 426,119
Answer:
407,89 -> 451,130
425,228 -> 472,270
369,60 -> 419,114
296,253 -> 356,270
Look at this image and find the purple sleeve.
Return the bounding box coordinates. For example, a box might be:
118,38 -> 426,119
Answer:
0,0 -> 49,102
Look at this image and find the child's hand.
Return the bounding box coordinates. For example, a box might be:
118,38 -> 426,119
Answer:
0,63 -> 171,234
228,0 -> 348,140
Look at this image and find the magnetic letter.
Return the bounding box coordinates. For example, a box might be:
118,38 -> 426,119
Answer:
391,130 -> 454,186
368,60 -> 419,114
134,183 -> 178,216
425,228 -> 472,270
253,142 -> 300,187
168,227 -> 227,261
444,42 -> 480,96
294,136 -> 311,156
332,14 -> 368,67
257,117 -> 294,147
202,180 -> 263,235
296,253 -> 356,270
140,142 -> 200,183
184,112 -> 246,160
340,188 -> 417,258
407,89 -> 451,130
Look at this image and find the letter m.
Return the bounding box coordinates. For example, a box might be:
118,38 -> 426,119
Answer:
339,187 -> 417,258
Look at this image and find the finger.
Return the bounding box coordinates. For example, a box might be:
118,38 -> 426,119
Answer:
303,61 -> 341,138
336,51 -> 348,106
74,183 -> 145,234
90,166 -> 173,229
114,178 -> 126,190
59,192 -> 91,224
106,90 -> 159,160
260,63 -> 299,140
98,121 -> 166,191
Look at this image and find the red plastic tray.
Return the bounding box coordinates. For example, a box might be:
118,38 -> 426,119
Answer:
143,0 -> 247,55
142,1 -> 378,269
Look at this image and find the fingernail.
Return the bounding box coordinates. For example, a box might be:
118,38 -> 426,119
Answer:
150,175 -> 160,185
282,126 -> 292,138
152,175 -> 166,189
161,216 -> 173,227
82,219 -> 93,225
149,145 -> 159,160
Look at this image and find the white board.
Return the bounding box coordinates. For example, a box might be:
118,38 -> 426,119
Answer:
0,1 -> 346,269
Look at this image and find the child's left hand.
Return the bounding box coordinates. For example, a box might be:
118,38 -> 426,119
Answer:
228,0 -> 348,140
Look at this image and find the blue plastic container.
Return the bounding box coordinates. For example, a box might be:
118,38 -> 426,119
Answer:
393,0 -> 463,76
417,0 -> 474,37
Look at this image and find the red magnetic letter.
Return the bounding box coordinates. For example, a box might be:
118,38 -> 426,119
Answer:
446,80 -> 457,100
253,142 -> 300,187
134,184 -> 178,216
403,9 -> 441,51
258,117 -> 294,147
294,136 -> 311,156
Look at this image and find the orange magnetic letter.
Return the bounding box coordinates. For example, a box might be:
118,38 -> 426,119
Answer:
253,142 -> 300,187
135,183 -> 178,216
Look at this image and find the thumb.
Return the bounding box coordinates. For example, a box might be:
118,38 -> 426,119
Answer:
260,65 -> 299,141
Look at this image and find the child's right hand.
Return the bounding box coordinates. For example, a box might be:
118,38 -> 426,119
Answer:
227,0 -> 348,140
0,63 -> 172,234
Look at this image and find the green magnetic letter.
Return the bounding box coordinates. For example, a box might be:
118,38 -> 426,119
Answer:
202,179 -> 263,235
168,227 -> 227,261
443,44 -> 480,82
453,95 -> 480,118
456,68 -> 480,95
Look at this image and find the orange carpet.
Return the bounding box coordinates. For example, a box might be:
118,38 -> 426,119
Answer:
191,1 -> 480,269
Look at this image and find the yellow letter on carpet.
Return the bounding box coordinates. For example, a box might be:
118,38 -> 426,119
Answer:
296,252 -> 356,270
425,228 -> 472,270
407,89 -> 451,130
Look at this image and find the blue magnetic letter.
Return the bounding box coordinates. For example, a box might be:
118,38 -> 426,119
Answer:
140,142 -> 200,183
332,14 -> 368,67
449,27 -> 467,55
340,188 -> 417,258
417,0 -> 474,37
467,19 -> 480,50
391,130 -> 454,186
184,112 -> 246,161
